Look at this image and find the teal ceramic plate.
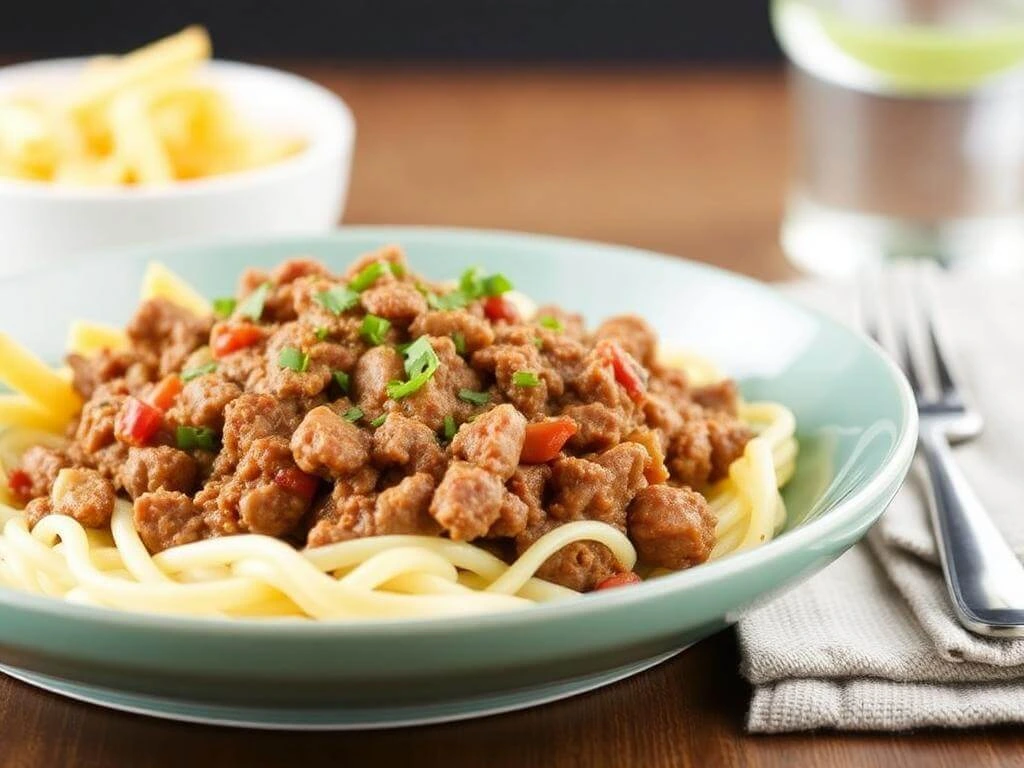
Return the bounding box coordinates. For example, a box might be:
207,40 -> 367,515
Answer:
0,227 -> 917,729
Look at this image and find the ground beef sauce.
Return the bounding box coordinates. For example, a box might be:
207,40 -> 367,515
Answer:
11,248 -> 754,592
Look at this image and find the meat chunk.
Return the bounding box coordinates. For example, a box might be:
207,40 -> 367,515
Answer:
24,497 -> 53,528
74,387 -> 126,453
290,405 -> 371,479
666,419 -> 713,489
627,485 -> 716,569
169,374 -> 241,432
120,446 -> 197,499
371,413 -> 447,481
594,314 -> 658,366
532,304 -> 586,339
219,393 -> 301,471
306,493 -> 376,547
397,337 -> 482,431
260,322 -> 334,399
133,490 -> 207,553
375,473 -> 441,535
13,445 -> 71,500
451,403 -> 526,479
50,468 -> 115,528
515,521 -> 620,592
548,457 -> 611,522
707,416 -> 753,480
360,281 -> 428,326
352,345 -> 404,420
692,379 -> 742,417
487,490 -> 530,538
235,437 -> 311,536
507,464 -> 550,528
592,442 -> 649,528
343,244 -> 406,282
471,342 -> 556,419
126,298 -> 212,376
564,402 -> 622,452
429,461 -> 504,541
68,350 -> 150,400
409,310 -> 495,354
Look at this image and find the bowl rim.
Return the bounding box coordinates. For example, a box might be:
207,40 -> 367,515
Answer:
0,226 -> 920,637
0,58 -> 355,201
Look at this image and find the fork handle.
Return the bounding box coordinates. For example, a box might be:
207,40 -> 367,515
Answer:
919,427 -> 1024,637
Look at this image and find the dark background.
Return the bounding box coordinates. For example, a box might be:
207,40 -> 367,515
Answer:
2,1 -> 781,62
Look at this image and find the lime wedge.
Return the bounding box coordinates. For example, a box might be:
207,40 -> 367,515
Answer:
774,0 -> 1024,94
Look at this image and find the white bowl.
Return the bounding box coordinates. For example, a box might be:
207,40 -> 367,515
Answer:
0,59 -> 355,276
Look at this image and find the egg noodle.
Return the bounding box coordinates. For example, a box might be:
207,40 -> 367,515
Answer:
0,265 -> 797,619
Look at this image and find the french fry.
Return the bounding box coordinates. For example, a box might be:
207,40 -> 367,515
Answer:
64,26 -> 211,115
108,91 -> 173,184
0,394 -> 68,433
65,320 -> 128,355
140,261 -> 212,316
0,333 -> 81,423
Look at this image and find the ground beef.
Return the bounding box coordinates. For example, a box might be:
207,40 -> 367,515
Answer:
342,245 -> 406,282
14,446 -> 71,500
50,468 -> 115,528
451,403 -> 526,479
627,485 -> 715,569
547,457 -> 611,522
68,350 -> 149,400
707,416 -> 753,481
218,393 -> 301,472
168,374 -> 241,432
471,343 -> 553,419
594,314 -> 657,367
374,472 -> 440,535
692,380 -> 742,417
396,337 -> 482,431
592,442 -> 649,528
120,446 -> 197,500
360,281 -> 428,326
290,405 -> 371,479
233,437 -> 311,536
507,464 -> 550,528
261,322 -> 334,399
371,413 -> 447,481
515,521 -> 620,592
409,310 -> 494,354
306,493 -> 377,547
532,304 -> 587,339
126,298 -> 212,376
564,402 -> 622,452
133,490 -> 207,552
487,490 -> 530,538
352,345 -> 404,421
24,497 -> 53,528
429,461 -> 504,541
74,387 -> 125,453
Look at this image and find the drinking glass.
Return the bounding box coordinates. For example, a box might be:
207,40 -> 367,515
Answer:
772,0 -> 1024,276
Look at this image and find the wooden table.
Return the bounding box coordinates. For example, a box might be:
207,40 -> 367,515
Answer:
2,66 -> 1021,768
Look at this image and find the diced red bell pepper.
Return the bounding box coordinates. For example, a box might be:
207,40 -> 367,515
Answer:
7,469 -> 33,501
148,374 -> 183,412
599,340 -> 647,403
520,417 -> 578,464
273,467 -> 319,502
211,323 -> 264,358
482,295 -> 520,324
116,397 -> 163,447
595,572 -> 642,590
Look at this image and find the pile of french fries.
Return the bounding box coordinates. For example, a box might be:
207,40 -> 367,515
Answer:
0,27 -> 304,186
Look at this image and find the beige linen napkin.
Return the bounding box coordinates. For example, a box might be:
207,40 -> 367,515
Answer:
738,272 -> 1024,732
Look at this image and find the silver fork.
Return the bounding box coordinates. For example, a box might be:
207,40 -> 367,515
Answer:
867,281 -> 1024,638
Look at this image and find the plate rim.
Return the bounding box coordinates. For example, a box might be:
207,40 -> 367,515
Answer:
0,225 -> 919,638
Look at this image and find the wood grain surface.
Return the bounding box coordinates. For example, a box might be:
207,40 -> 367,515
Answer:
1,66 -> 1020,767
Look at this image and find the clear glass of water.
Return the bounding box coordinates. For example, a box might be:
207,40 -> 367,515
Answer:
772,0 -> 1024,277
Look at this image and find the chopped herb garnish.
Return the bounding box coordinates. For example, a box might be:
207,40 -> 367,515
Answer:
370,413 -> 387,428
360,314 -> 391,346
332,370 -> 350,393
314,286 -> 359,316
481,274 -> 513,296
538,315 -> 563,332
212,297 -> 237,319
181,361 -> 217,382
458,388 -> 490,405
457,267 -> 514,299
512,371 -> 540,388
427,290 -> 470,311
350,262 -> 386,292
389,262 -> 406,278
236,281 -> 272,322
386,336 -> 440,400
452,331 -> 466,355
175,425 -> 218,451
314,326 -> 330,341
278,346 -> 310,372
442,414 -> 457,441
343,406 -> 364,423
